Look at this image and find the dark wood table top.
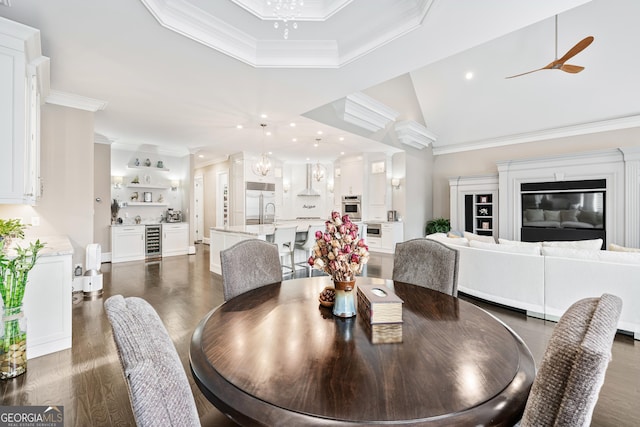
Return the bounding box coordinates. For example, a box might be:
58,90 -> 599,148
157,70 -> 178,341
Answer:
190,277 -> 535,426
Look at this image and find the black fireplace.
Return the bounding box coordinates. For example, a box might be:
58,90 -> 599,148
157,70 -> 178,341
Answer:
520,179 -> 606,247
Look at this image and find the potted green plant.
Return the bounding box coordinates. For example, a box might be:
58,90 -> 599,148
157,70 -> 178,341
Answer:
0,218 -> 26,251
0,219 -> 45,379
425,217 -> 451,235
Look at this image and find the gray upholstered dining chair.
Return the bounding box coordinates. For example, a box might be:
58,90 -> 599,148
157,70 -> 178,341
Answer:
104,295 -> 237,427
392,238 -> 459,296
220,238 -> 282,301
520,293 -> 622,427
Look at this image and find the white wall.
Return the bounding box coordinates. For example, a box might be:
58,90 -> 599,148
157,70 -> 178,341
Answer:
0,104 -> 95,269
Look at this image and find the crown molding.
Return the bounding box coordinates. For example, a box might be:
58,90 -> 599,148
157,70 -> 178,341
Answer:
336,92 -> 399,132
139,0 -> 435,68
46,90 -> 108,112
433,114 -> 640,156
94,134 -> 115,145
395,120 -> 436,149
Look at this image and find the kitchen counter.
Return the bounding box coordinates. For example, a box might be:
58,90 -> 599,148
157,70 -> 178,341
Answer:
211,220 -> 325,237
5,235 -> 73,257
110,221 -> 185,227
209,220 -> 326,275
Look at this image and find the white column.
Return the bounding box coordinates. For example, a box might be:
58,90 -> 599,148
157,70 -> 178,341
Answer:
621,147 -> 640,248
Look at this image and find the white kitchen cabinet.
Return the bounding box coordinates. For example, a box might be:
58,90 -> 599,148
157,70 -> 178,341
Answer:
0,19 -> 49,205
111,225 -> 145,263
23,251 -> 72,359
162,223 -> 189,257
367,222 -> 403,254
339,157 -> 364,197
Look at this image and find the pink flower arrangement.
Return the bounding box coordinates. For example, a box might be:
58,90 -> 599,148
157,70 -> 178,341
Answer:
308,211 -> 369,282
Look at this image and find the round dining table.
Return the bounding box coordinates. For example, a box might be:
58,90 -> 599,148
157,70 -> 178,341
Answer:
190,277 -> 535,426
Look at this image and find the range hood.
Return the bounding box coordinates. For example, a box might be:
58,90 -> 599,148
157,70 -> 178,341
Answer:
297,164 -> 321,197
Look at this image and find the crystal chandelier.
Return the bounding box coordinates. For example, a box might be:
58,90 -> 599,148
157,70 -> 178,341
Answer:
266,0 -> 303,39
252,124 -> 272,177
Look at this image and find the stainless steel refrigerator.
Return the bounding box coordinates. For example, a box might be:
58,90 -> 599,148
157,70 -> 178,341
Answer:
245,182 -> 276,225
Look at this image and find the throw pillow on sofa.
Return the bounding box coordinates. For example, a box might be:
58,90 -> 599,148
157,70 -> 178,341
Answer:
498,238 -> 543,248
426,233 -> 469,247
609,243 -> 640,253
543,210 -> 561,221
470,240 -> 541,255
542,239 -> 603,250
463,231 -> 496,244
560,209 -> 579,222
525,209 -> 544,222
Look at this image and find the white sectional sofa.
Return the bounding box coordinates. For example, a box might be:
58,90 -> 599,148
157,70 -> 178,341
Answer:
427,233 -> 640,340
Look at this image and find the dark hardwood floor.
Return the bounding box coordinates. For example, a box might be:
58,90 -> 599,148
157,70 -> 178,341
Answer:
1,244 -> 638,426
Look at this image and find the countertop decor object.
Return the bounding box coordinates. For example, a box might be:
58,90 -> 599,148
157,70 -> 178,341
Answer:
308,212 -> 369,317
0,220 -> 45,379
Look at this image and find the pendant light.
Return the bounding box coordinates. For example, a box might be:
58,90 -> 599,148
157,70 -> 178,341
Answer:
252,123 -> 272,177
312,138 -> 326,182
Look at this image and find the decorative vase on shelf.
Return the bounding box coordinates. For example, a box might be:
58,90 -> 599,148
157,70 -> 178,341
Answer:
333,279 -> 356,318
1,305 -> 27,379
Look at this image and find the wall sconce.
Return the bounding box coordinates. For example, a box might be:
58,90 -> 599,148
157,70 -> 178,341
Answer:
171,180 -> 180,191
391,178 -> 401,189
113,176 -> 123,189
283,183 -> 290,193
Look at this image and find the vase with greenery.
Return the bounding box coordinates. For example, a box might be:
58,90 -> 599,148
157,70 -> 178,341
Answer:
425,217 -> 451,235
0,219 -> 45,379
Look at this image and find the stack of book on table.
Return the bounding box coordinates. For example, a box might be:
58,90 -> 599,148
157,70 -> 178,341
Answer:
357,284 -> 403,344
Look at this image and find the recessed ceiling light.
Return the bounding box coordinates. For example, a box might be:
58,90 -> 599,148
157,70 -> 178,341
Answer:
306,157 -> 310,161
339,137 -> 344,141
198,154 -> 204,158
268,151 -> 272,155
292,137 -> 297,142
465,71 -> 474,80
340,151 -> 345,155
236,124 -> 243,129
266,131 -> 272,136
317,130 -> 323,135
289,122 -> 296,127
260,113 -> 268,118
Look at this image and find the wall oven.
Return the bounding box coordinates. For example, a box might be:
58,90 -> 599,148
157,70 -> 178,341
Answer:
341,195 -> 362,220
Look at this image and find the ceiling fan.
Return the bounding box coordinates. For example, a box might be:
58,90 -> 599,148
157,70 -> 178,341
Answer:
506,15 -> 594,79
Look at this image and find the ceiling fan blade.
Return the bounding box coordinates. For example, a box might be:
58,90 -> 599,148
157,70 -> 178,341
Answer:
505,63 -> 554,79
557,36 -> 594,64
560,64 -> 585,74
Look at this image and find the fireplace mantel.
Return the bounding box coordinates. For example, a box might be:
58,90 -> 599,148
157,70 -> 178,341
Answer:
496,147 -> 640,247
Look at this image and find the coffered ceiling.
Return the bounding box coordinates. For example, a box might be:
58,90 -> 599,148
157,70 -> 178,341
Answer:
2,0 -> 637,168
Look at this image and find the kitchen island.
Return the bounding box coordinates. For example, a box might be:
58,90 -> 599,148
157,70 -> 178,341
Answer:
209,220 -> 325,275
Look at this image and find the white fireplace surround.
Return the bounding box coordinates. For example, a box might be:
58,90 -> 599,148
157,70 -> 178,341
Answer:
497,147 -> 640,248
